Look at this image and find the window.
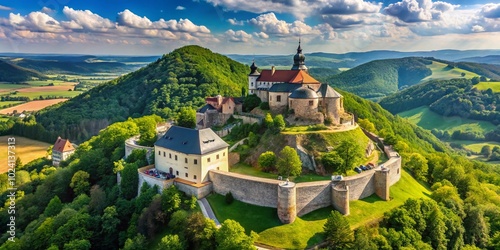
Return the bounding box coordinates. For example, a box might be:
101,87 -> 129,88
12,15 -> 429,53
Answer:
176,171 -> 179,176
194,175 -> 197,180
250,90 -> 253,94
208,157 -> 211,163
194,159 -> 198,164
223,152 -> 225,157
290,100 -> 293,106
185,173 -> 188,178
163,152 -> 166,157
185,158 -> 188,163
175,155 -> 178,161
217,167 -> 220,170
158,151 -> 160,155
251,82 -> 253,86
169,153 -> 171,159
397,168 -> 400,174
277,95 -> 281,102
216,154 -> 219,160
309,100 -> 313,106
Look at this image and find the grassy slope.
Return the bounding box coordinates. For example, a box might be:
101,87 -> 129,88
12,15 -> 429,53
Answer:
0,135 -> 51,173
398,106 -> 496,134
421,61 -> 479,82
208,169 -> 430,249
475,81 -> 500,92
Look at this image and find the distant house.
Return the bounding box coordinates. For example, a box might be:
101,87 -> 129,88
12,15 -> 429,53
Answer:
52,137 -> 75,166
196,95 -> 243,129
154,126 -> 229,184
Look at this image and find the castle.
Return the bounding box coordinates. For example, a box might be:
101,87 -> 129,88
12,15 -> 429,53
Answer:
248,42 -> 345,124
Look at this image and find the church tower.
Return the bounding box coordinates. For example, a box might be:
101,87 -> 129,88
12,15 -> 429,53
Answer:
248,60 -> 259,95
291,39 -> 307,71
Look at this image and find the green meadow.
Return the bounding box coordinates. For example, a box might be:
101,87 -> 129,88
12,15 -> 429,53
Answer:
475,81 -> 500,92
421,61 -> 479,83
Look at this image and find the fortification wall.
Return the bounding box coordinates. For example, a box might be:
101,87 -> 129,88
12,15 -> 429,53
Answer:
339,170 -> 376,200
125,136 -> 154,161
209,170 -> 280,207
175,181 -> 213,199
295,181 -> 331,216
233,114 -> 262,125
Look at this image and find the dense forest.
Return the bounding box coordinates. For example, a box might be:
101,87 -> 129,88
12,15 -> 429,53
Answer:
379,78 -> 500,141
327,57 -> 433,99
0,60 -> 46,82
6,46 -> 249,143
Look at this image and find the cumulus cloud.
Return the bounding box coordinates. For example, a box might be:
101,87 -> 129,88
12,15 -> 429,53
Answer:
8,12 -> 64,33
481,3 -> 500,19
249,13 -> 321,36
471,25 -> 485,32
62,6 -> 115,32
117,9 -> 152,29
253,31 -> 269,39
322,15 -> 364,28
204,0 -> 383,19
384,0 -> 457,23
228,18 -> 244,26
225,29 -> 252,42
41,7 -> 55,14
176,6 -> 186,10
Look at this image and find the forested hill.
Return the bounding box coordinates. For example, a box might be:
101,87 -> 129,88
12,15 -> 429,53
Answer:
18,45 -> 249,142
0,59 -> 46,82
380,78 -> 500,126
327,57 -> 432,100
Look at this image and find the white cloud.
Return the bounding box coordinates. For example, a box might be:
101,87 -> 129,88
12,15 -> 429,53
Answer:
249,13 -> 321,36
318,0 -> 382,15
481,3 -> 500,19
225,29 -> 252,42
228,18 -> 244,26
176,6 -> 186,10
253,31 -> 269,39
117,9 -> 153,29
62,6 -> 115,32
8,12 -> 64,33
384,0 -> 458,23
41,7 -> 55,14
471,25 -> 485,32
0,5 -> 12,11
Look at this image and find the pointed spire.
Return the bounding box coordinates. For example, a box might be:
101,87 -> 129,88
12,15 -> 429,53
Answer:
297,37 -> 302,54
249,59 -> 259,75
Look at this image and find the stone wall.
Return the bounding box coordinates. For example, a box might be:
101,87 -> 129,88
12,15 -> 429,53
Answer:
228,152 -> 240,166
269,92 -> 289,113
137,165 -> 174,195
295,181 -> 332,216
125,136 -> 154,162
209,170 -> 280,207
233,114 -> 262,125
175,181 -> 213,199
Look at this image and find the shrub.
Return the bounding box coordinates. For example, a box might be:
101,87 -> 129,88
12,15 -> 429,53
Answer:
225,192 -> 234,204
259,102 -> 270,110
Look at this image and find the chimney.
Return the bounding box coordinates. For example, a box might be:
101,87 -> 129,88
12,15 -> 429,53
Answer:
216,95 -> 222,106
271,66 -> 276,76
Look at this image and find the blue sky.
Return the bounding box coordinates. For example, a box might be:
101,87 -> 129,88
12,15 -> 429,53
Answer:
0,0 -> 499,55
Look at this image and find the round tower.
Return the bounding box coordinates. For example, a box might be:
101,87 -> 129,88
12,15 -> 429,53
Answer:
248,61 -> 260,95
277,181 -> 297,224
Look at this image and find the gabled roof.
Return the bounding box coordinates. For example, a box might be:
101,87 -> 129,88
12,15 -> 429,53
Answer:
317,83 -> 342,98
268,83 -> 301,93
155,126 -> 229,155
257,69 -> 320,84
53,137 -> 75,153
197,104 -> 217,113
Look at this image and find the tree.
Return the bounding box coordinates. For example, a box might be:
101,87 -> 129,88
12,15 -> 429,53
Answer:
405,153 -> 428,182
243,94 -> 261,112
273,115 -> 285,131
162,185 -> 181,214
216,220 -> 256,250
480,145 -> 491,157
121,162 -> 139,200
264,113 -> 274,128
464,207 -> 490,248
44,196 -> 63,217
70,170 -> 90,196
335,140 -> 363,175
15,157 -> 23,169
158,235 -> 183,250
185,212 -> 217,250
177,107 -> 196,128
89,185 -> 107,215
322,151 -> 345,174
123,234 -> 147,250
324,210 -> 354,249
258,151 -> 276,172
63,239 -> 91,250
277,146 -> 302,177
358,118 -> 376,133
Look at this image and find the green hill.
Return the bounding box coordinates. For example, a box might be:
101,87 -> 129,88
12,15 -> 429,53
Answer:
12,45 -> 249,142
0,59 -> 46,82
327,57 -> 433,100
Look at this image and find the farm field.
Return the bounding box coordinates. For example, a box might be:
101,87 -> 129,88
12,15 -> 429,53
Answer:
421,61 -> 479,82
208,169 -> 430,249
0,83 -> 30,92
0,135 -> 51,173
398,106 -> 496,134
475,81 -> 500,92
0,99 -> 68,114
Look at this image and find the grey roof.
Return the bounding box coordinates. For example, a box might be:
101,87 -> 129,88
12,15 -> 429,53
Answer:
197,104 -> 216,113
317,83 -> 342,98
268,83 -> 301,93
290,86 -> 319,99
155,126 -> 229,155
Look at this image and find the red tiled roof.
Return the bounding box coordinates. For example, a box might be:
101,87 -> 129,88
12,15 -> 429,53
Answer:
257,69 -> 320,84
53,137 -> 75,153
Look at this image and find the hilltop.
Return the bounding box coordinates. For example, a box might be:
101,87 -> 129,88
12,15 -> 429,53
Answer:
13,45 -> 249,142
0,59 -> 47,82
